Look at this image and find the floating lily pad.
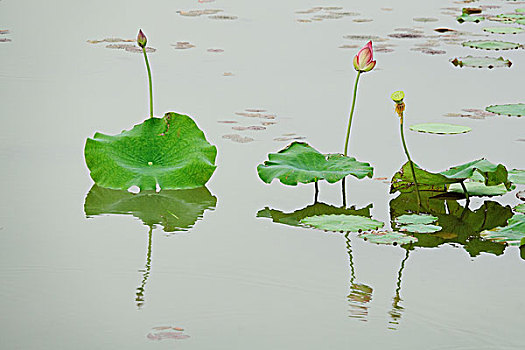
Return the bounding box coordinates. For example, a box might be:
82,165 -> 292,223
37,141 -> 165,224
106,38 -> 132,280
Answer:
85,114 -> 217,191
84,185 -> 216,232
395,214 -> 438,225
450,56 -> 512,68
257,142 -> 373,186
509,169 -> 525,184
359,231 -> 417,245
462,40 -> 521,50
457,14 -> 485,23
401,224 -> 442,233
448,182 -> 509,196
514,204 -> 525,214
483,26 -> 525,34
409,123 -> 472,135
481,214 -> 525,246
485,103 -> 525,117
301,214 -> 384,232
496,14 -> 525,21
518,19 -> 525,25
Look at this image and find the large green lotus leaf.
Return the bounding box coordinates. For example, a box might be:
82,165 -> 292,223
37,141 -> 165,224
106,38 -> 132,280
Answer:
439,159 -> 511,189
448,182 -> 509,196
257,142 -> 373,186
483,26 -> 525,34
450,56 -> 512,69
84,185 -> 217,232
514,204 -> 525,214
256,202 -> 372,228
409,123 -> 471,135
485,103 -> 525,116
300,214 -> 384,232
481,214 -> 525,246
390,161 -> 459,193
395,214 -> 438,225
457,14 -> 484,23
401,224 -> 442,233
85,113 -> 217,191
462,40 -> 521,50
509,169 -> 525,184
359,231 -> 417,245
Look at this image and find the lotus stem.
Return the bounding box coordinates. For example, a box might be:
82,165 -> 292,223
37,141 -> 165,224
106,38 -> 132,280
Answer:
460,180 -> 470,202
142,47 -> 154,118
314,181 -> 319,203
399,117 -> 421,207
341,180 -> 347,208
344,71 -> 361,156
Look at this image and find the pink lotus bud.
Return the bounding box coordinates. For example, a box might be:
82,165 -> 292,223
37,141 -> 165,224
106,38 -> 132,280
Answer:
137,29 -> 147,48
353,41 -> 376,73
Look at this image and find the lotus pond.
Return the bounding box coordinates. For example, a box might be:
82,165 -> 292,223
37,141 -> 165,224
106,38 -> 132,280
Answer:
1,0 -> 525,349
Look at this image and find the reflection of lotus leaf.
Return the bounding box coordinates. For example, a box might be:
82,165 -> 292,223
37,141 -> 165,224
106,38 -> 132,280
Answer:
409,123 -> 471,135
85,114 -> 217,191
401,224 -> 442,234
483,26 -> 524,34
84,185 -> 217,232
257,142 -> 373,186
486,103 -> 525,117
301,214 -> 384,232
509,169 -> 525,184
515,204 -> 525,214
395,214 -> 438,225
481,214 -> 525,246
256,202 -> 372,228
359,231 -> 417,245
462,40 -> 521,50
448,182 -> 509,197
450,56 -> 512,69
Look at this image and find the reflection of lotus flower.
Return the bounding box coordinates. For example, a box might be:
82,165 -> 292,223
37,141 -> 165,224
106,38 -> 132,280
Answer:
353,41 -> 376,72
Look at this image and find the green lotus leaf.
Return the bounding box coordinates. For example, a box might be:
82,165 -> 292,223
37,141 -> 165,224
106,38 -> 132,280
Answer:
485,103 -> 525,116
496,14 -> 525,20
450,56 -> 512,69
514,204 -> 525,214
401,224 -> 442,234
439,159 -> 511,189
517,9 -> 525,13
256,202 -> 372,228
257,142 -> 373,186
359,231 -> 417,245
390,161 -> 459,193
85,113 -> 217,191
509,169 -> 525,184
395,214 -> 438,225
483,26 -> 525,34
84,185 -> 217,232
518,19 -> 525,25
300,214 -> 384,232
409,123 -> 472,135
457,14 -> 484,23
481,214 -> 525,246
448,182 -> 508,196
462,40 -> 521,50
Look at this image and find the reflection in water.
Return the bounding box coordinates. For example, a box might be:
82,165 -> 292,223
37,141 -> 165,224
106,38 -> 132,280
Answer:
388,249 -> 410,330
84,185 -> 217,307
345,233 -> 373,321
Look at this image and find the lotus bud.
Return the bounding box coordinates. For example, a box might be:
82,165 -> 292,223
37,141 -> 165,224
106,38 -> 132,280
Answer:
137,29 -> 147,48
353,41 -> 376,73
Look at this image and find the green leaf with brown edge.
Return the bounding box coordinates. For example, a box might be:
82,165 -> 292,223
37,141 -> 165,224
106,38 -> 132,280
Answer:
390,161 -> 459,194
84,113 -> 217,191
257,142 -> 373,186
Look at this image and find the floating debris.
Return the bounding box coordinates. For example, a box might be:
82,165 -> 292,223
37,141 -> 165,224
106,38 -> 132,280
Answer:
413,17 -> 439,22
235,112 -> 276,119
124,46 -> 156,53
177,9 -> 222,17
418,48 -> 447,55
232,126 -> 266,131
274,136 -> 306,141
172,41 -> 195,49
207,48 -> 224,53
87,38 -> 134,44
0,38 -> 11,42
222,134 -> 254,143
223,72 -> 234,76
343,34 -> 387,42
209,15 -> 238,20
339,44 -> 361,49
217,120 -> 238,124
353,18 -> 374,23
106,43 -> 135,50
0,30 -> 10,35
262,121 -> 277,126
388,32 -> 424,39
435,27 -> 456,33
245,108 -> 266,113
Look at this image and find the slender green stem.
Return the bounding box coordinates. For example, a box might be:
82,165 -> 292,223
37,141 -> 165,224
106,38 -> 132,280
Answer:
400,119 -> 421,207
142,47 -> 153,118
344,71 -> 361,156
460,180 -> 470,202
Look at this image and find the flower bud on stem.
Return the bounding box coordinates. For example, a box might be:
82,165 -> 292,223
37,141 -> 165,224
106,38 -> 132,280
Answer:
138,29 -> 153,118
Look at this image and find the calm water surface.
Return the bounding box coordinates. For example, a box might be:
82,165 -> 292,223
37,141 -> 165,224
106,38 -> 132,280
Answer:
1,0 -> 524,349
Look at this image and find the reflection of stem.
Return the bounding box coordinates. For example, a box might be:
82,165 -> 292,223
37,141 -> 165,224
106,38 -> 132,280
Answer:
460,180 -> 470,202
136,226 -> 153,309
388,248 -> 410,330
399,118 -> 421,208
345,233 -> 356,285
314,181 -> 319,203
142,47 -> 154,118
341,179 -> 347,208
344,71 -> 361,156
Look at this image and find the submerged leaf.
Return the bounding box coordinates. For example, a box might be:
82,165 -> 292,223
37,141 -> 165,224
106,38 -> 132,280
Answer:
359,231 -> 417,245
462,40 -> 521,50
409,123 -> 471,134
395,214 -> 438,225
481,214 -> 525,246
300,214 -> 384,232
485,103 -> 525,117
401,224 -> 442,233
85,114 -> 217,191
257,142 -> 373,186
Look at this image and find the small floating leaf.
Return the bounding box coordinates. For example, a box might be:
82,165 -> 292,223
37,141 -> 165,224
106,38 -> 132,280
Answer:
450,56 -> 512,68
483,26 -> 524,34
509,169 -> 525,184
481,214 -> 525,246
85,114 -> 217,191
401,224 -> 442,233
257,142 -> 373,186
300,214 -> 384,232
514,204 -> 525,214
359,231 -> 417,245
395,214 -> 438,225
409,123 -> 472,134
485,103 -> 525,117
457,14 -> 484,23
462,40 -> 521,50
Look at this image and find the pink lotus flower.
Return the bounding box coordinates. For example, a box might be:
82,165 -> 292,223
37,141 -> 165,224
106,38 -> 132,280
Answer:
353,41 -> 376,73
137,29 -> 147,48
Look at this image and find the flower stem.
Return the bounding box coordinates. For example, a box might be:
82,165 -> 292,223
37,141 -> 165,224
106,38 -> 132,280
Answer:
344,71 -> 361,156
142,47 -> 153,118
400,118 -> 421,207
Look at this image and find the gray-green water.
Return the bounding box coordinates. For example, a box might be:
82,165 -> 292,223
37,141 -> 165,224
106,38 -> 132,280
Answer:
1,0 -> 524,349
